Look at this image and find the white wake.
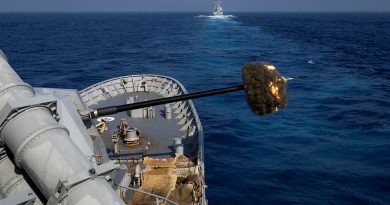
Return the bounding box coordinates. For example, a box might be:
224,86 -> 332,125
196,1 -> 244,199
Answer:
195,15 -> 237,19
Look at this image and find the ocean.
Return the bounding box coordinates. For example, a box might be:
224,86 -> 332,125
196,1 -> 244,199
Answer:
0,12 -> 389,204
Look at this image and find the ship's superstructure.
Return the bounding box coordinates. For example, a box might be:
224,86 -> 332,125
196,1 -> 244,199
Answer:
0,51 -> 206,205
79,74 -> 207,205
0,51 -> 126,205
213,0 -> 224,16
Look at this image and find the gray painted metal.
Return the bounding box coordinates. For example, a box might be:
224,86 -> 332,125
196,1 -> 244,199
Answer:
34,88 -> 104,162
164,104 -> 172,120
174,138 -> 184,155
0,50 -> 208,204
80,74 -> 208,204
0,52 -> 124,205
0,151 -> 43,205
0,50 -> 7,62
0,51 -> 43,205
91,92 -> 186,158
0,191 -> 36,205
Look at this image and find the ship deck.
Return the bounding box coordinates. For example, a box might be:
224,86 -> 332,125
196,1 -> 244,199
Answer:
79,74 -> 207,205
92,92 -> 186,159
79,74 -> 202,161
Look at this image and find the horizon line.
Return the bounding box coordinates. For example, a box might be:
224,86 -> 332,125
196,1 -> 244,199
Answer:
0,11 -> 389,13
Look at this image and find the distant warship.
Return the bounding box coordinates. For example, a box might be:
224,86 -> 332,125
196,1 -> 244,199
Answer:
0,49 -> 288,205
213,0 -> 224,16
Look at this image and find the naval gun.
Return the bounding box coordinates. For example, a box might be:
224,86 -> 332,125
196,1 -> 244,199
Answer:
86,62 -> 290,120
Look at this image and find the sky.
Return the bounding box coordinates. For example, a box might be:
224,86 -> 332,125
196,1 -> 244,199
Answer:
0,0 -> 389,12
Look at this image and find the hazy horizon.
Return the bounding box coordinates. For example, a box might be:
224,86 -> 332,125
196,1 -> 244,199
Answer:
1,0 -> 390,13
1,11 -> 390,14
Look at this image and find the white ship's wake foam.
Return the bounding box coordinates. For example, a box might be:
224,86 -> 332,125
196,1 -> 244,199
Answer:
195,15 -> 237,19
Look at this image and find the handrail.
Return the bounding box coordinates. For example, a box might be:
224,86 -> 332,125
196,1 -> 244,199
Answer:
117,185 -> 179,205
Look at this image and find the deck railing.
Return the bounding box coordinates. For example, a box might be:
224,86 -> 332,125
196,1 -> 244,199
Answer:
117,185 -> 179,205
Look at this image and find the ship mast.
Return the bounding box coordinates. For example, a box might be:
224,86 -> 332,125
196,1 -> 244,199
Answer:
213,0 -> 223,16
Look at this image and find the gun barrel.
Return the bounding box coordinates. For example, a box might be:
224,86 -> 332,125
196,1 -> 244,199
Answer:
91,84 -> 244,118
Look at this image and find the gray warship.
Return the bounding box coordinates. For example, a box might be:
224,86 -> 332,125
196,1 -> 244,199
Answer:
213,0 -> 224,16
0,49 -> 288,205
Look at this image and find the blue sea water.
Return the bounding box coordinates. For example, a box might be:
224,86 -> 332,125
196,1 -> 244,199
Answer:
1,12 -> 389,204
